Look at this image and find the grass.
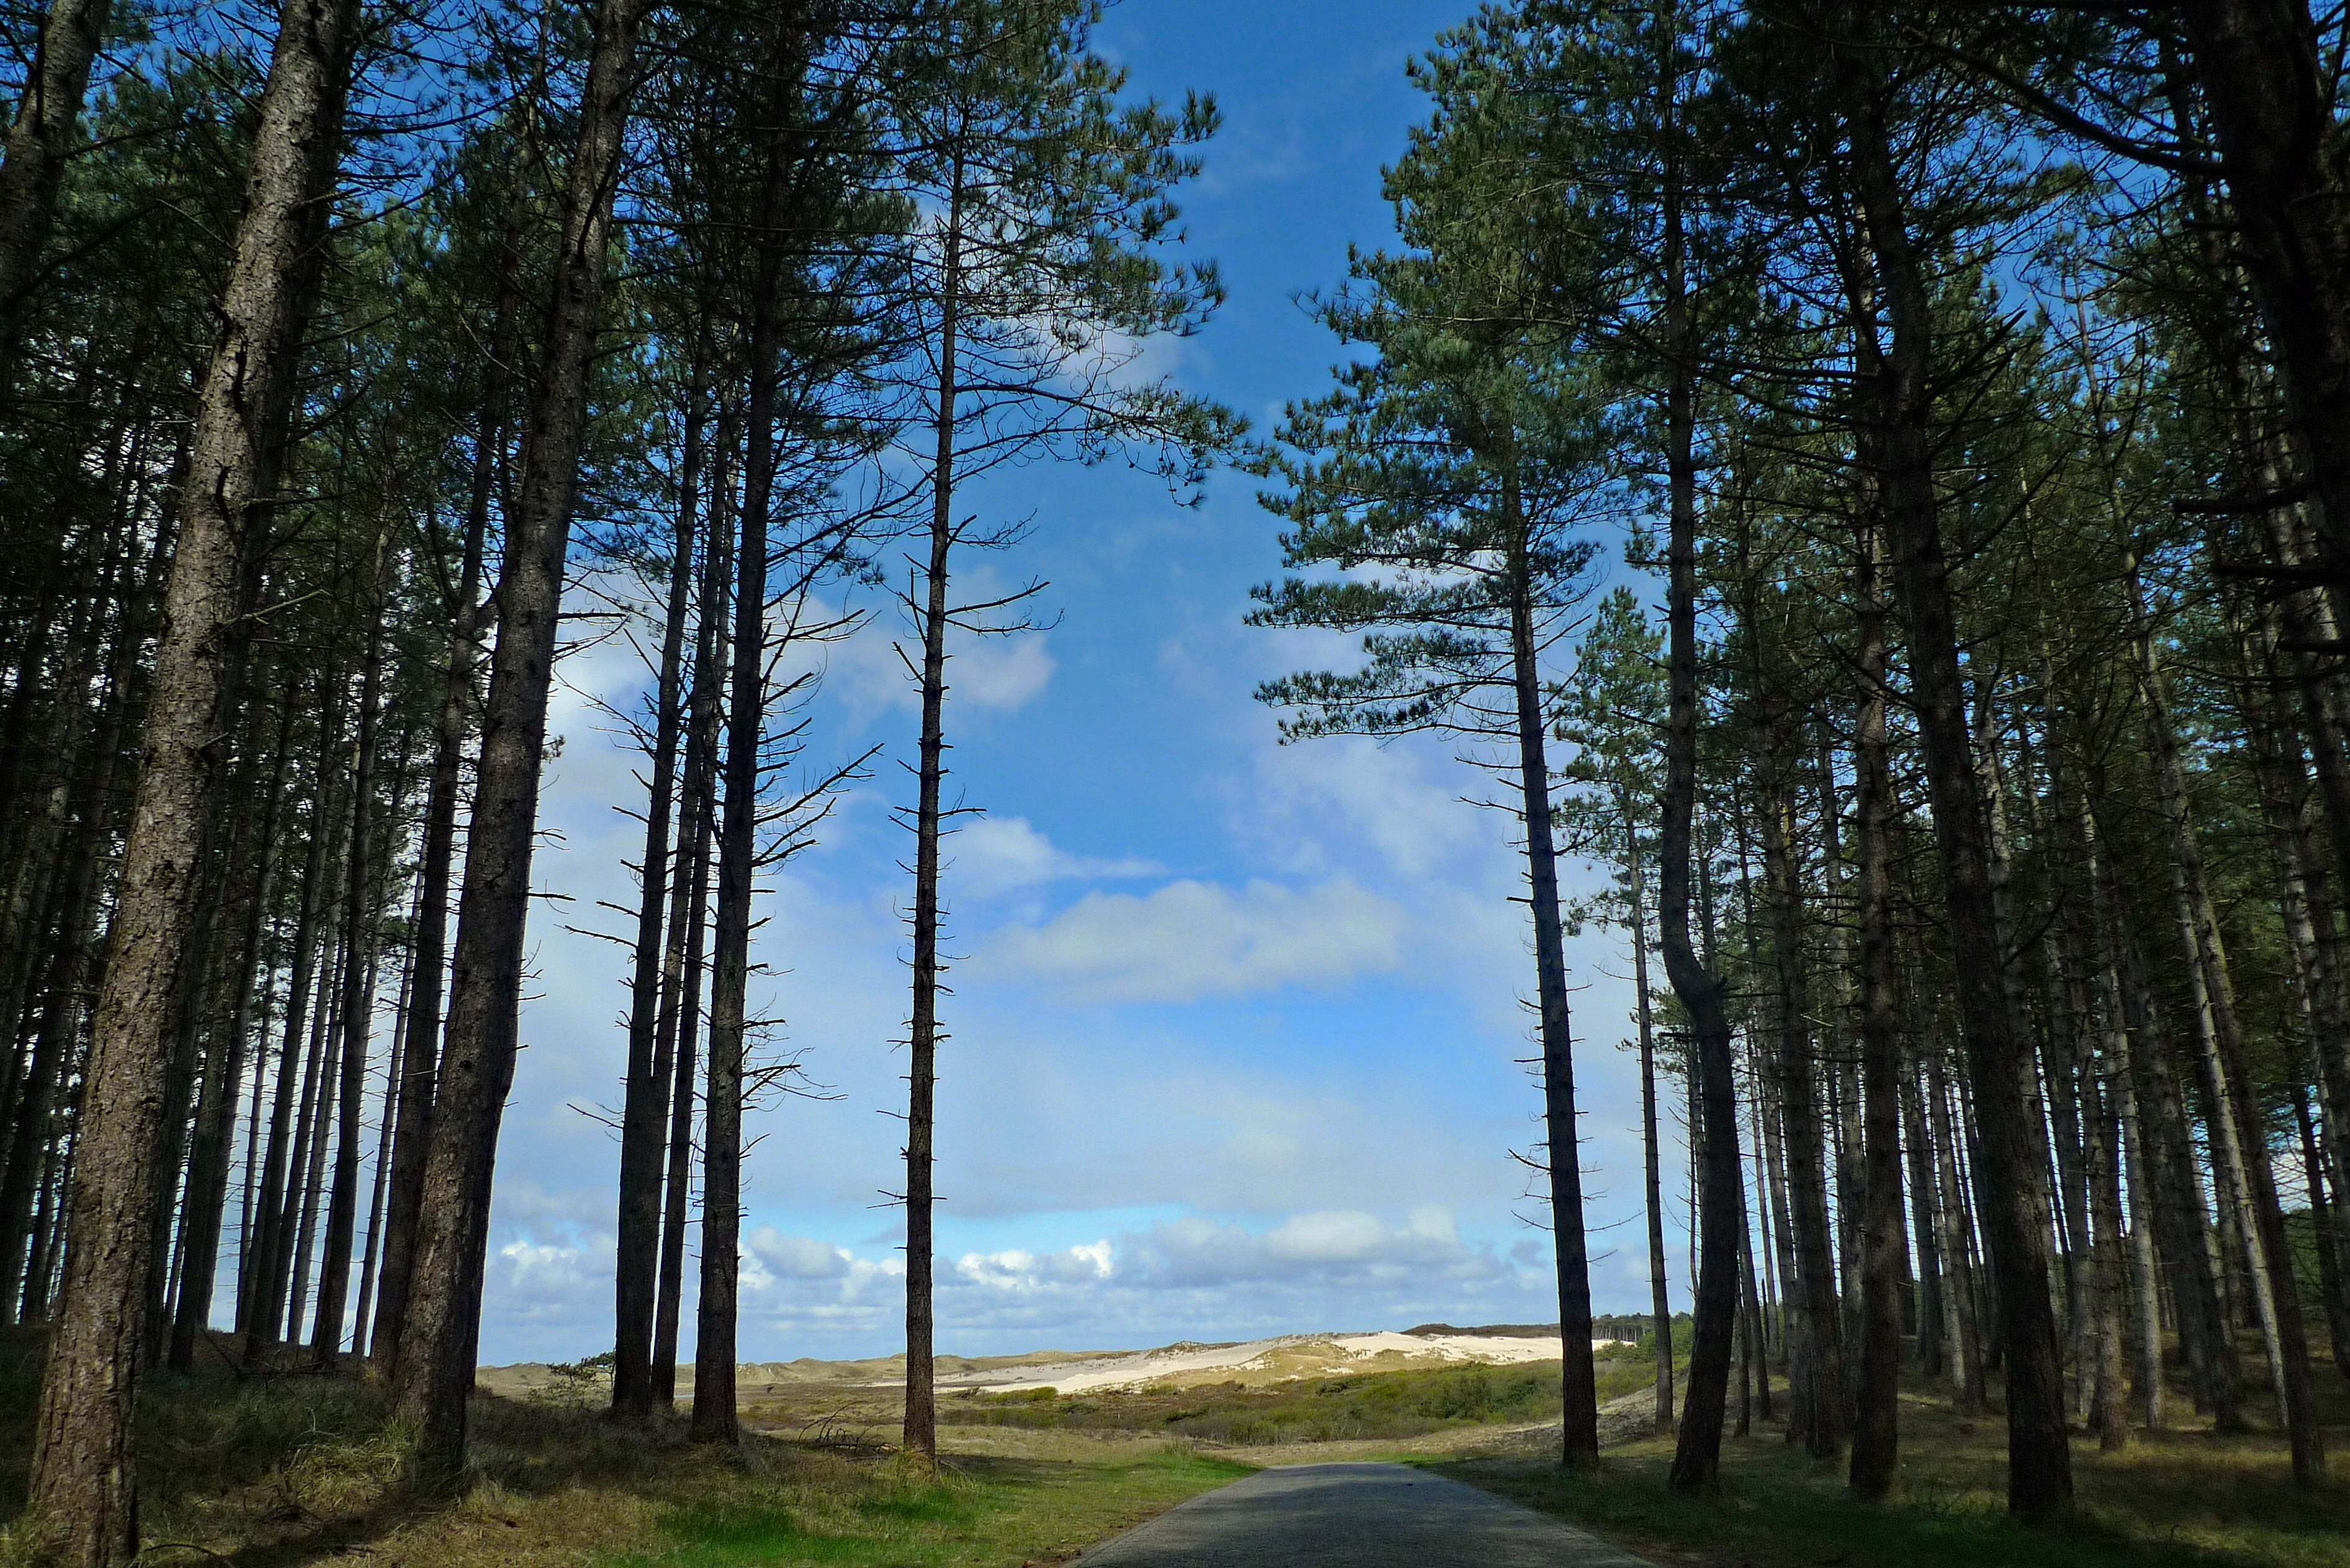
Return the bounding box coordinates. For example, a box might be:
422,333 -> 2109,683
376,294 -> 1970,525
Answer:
4,1323 -> 2338,1568
937,1355 -> 1667,1448
0,1332 -> 1252,1568
607,1445 -> 1252,1568
1433,1361 -> 2350,1568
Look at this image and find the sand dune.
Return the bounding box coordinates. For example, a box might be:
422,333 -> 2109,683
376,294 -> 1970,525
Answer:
479,1323 -> 1629,1401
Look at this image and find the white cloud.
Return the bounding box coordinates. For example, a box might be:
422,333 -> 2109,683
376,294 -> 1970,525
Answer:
749,1226 -> 854,1281
1128,1208 -> 1505,1289
954,635 -> 1057,709
949,816 -> 1160,898
950,1240 -> 1115,1293
820,587 -> 1060,722
980,876 -> 1405,1002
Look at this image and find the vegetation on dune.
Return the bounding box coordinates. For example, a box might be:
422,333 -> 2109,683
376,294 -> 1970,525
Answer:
944,1358 -> 1672,1445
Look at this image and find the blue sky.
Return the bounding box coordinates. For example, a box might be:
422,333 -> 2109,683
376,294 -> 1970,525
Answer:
472,0 -> 1687,1365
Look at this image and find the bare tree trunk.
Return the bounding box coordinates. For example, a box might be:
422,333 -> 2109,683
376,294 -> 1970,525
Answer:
614,358 -> 705,1424
0,0 -> 115,371
393,0 -> 656,1479
1760,775 -> 1845,1461
241,691 -> 343,1351
1500,478 -> 1598,1467
902,153 -> 967,1469
693,21 -> 805,1445
0,539 -> 144,1320
1850,524 -> 1903,1499
349,938 -> 414,1359
1842,53 -> 2070,1513
1927,1045 -> 1986,1414
312,544 -> 392,1368
654,413 -> 734,1412
1901,1053 -> 1945,1379
370,304 -> 508,1377
1748,1061 -> 1783,1388
2083,1043 -> 2129,1450
167,682 -> 295,1368
2092,807 -> 2241,1425
27,0 -> 359,1546
1661,166 -> 1740,1495
2128,564 -> 2321,1477
285,948 -> 345,1343
2117,1062 -> 2165,1429
2295,1086 -> 2350,1375
1625,794 -> 1672,1435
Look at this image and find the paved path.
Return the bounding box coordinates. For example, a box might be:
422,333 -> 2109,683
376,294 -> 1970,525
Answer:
1075,1462 -> 1654,1567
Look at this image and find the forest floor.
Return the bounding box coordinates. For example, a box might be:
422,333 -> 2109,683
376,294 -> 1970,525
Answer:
1438,1347 -> 2350,1568
0,1331 -> 2336,1567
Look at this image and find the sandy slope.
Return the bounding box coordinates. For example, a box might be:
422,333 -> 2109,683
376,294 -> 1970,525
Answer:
479,1325 -> 1629,1401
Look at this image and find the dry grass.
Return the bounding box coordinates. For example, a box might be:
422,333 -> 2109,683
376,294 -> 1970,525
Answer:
0,1333 -> 1249,1568
1434,1350 -> 2350,1568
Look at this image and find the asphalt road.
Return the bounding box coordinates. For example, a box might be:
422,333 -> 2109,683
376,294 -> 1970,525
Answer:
1074,1462 -> 1655,1567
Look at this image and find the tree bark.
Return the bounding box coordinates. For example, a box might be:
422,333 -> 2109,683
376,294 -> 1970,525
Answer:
371,298 -> 508,1377
0,0 -> 115,373
612,353 -> 704,1424
312,549 -> 395,1368
1624,792 -> 1673,1436
1760,774 -> 1845,1460
693,17 -> 806,1445
654,410 -> 735,1411
1503,475 -> 1599,1467
1661,163 -> 1741,1495
1840,38 -> 2071,1514
167,681 -> 295,1368
1850,523 -> 1903,1500
393,0 -> 655,1479
27,0 -> 360,1548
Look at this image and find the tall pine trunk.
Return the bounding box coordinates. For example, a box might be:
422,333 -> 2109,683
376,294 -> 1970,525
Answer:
393,0 -> 655,1478
167,682 -> 295,1368
903,154 -> 967,1467
693,17 -> 806,1443
1624,791 -> 1672,1435
1502,472 -> 1598,1467
613,357 -> 705,1424
0,0 -> 115,370
26,0 -> 361,1549
312,543 -> 391,1368
1850,523 -> 1903,1498
1837,30 -> 2071,1513
655,411 -> 734,1409
372,309 -> 507,1376
1661,165 -> 1741,1495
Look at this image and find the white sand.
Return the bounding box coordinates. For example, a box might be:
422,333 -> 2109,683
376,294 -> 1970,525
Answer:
957,1328 -> 1622,1396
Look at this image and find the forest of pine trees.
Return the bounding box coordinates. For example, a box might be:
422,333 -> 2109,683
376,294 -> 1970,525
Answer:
1,0 -> 2348,1560
1256,0 -> 2350,1527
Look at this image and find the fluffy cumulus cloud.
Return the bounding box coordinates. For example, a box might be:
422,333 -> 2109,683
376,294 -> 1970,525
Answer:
951,1240 -> 1115,1292
980,876 -> 1406,1002
949,816 -> 1160,899
1125,1207 -> 1502,1290
470,1198 -> 1554,1363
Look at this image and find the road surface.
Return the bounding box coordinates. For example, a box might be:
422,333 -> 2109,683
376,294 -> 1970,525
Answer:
1076,1461 -> 1655,1566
